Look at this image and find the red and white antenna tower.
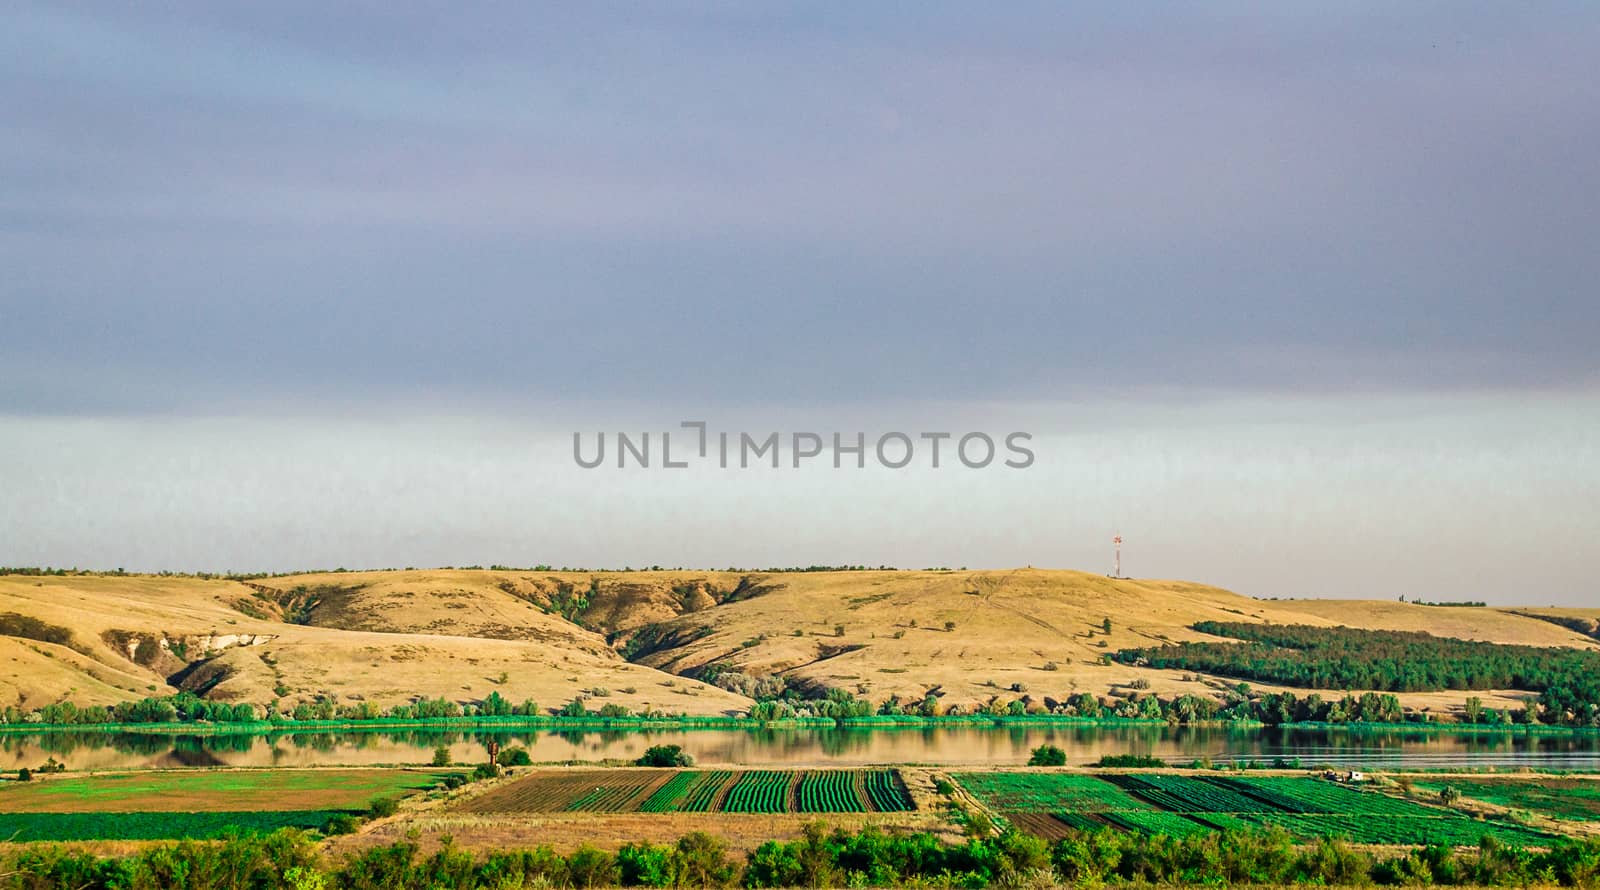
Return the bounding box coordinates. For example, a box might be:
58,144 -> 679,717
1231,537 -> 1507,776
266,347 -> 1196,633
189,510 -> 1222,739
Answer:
1112,535 -> 1123,578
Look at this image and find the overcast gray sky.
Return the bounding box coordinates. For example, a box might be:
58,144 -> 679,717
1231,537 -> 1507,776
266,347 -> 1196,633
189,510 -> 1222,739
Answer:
2,4 -> 1596,603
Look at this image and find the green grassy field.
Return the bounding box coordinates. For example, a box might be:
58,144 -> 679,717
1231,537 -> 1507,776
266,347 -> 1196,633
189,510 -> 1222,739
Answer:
0,768 -> 449,813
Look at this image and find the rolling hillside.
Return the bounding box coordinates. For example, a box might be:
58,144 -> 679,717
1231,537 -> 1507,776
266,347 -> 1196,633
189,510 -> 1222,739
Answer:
1,568 -> 1591,718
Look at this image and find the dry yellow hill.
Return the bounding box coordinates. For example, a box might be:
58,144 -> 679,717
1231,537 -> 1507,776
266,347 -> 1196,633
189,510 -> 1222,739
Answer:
0,573 -> 751,716
1503,607 -> 1600,643
620,568 -> 1597,714
1,568 -> 1591,718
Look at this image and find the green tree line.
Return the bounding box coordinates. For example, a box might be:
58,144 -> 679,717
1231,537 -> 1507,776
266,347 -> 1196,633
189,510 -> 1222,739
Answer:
1116,622 -> 1600,726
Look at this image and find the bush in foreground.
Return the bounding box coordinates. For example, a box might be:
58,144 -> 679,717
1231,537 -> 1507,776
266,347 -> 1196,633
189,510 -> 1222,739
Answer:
5,824 -> 1600,888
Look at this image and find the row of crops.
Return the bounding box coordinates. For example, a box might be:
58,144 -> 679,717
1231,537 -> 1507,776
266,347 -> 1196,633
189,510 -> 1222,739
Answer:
866,768 -> 915,812
724,771 -> 792,813
798,770 -> 866,813
460,769 -> 914,814
952,772 -> 1558,847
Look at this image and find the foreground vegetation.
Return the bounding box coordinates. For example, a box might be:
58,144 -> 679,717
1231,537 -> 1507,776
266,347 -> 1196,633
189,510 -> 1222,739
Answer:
5,824 -> 1600,888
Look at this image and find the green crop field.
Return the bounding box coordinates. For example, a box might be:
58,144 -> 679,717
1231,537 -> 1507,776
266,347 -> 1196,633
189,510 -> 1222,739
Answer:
864,770 -> 914,812
1105,774 -> 1268,813
564,777 -> 663,812
722,771 -> 792,814
456,769 -> 911,815
1254,813 -> 1554,847
1102,810 -> 1212,838
797,771 -> 863,813
952,772 -> 1153,813
1411,779 -> 1600,822
952,773 -> 1562,847
638,771 -> 702,812
675,771 -> 735,813
1217,777 -> 1445,817
1053,812 -> 1109,831
0,810 -> 349,841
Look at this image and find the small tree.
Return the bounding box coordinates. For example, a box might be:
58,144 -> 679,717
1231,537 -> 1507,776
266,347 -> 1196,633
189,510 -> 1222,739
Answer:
1028,744 -> 1067,766
431,745 -> 452,767
16,767 -> 32,782
944,620 -> 957,632
1440,786 -> 1461,806
558,699 -> 590,718
673,831 -> 737,887
1102,617 -> 1113,634
497,746 -> 532,767
368,796 -> 399,818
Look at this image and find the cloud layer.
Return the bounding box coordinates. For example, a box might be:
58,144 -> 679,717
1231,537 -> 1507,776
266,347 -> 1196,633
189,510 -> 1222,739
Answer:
4,4 -> 1597,412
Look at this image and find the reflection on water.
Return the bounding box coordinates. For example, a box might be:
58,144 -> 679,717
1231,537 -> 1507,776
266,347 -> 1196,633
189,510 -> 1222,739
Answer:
2,725 -> 1597,771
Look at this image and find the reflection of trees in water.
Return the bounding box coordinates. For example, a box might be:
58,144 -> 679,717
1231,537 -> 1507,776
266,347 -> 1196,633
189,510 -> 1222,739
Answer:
384,730 -> 464,747
467,730 -> 540,749
102,734 -> 171,756
288,733 -> 339,751
163,745 -> 227,767
166,734 -> 256,755
37,732 -> 106,755
10,724 -> 1600,768
813,728 -> 879,757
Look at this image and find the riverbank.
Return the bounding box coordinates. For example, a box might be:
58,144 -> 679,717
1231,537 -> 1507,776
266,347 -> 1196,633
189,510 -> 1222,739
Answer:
2,713 -> 1595,736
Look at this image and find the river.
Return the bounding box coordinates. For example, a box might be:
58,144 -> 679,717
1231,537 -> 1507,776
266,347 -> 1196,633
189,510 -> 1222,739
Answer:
5,724 -> 1598,771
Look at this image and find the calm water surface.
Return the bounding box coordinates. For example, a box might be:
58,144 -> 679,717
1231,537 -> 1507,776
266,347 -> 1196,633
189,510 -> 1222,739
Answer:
6,725 -> 1598,771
